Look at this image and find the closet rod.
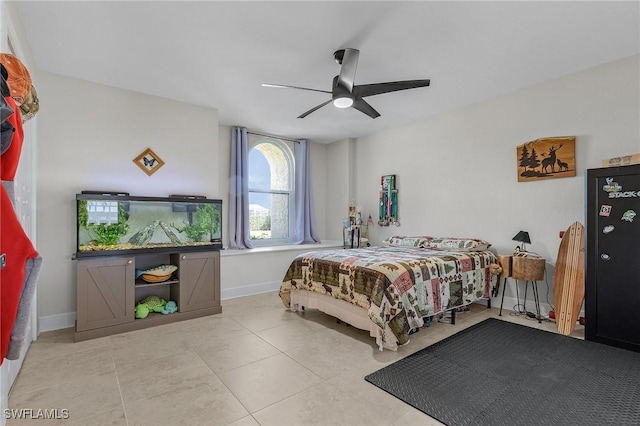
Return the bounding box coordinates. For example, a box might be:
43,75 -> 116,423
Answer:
247,130 -> 300,143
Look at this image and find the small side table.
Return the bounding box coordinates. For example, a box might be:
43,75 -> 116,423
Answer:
498,255 -> 546,323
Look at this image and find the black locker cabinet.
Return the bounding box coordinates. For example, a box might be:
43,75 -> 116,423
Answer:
586,164 -> 640,352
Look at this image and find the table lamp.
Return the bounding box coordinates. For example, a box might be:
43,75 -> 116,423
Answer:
512,230 -> 531,252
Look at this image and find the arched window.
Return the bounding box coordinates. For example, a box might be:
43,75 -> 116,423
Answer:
247,137 -> 294,245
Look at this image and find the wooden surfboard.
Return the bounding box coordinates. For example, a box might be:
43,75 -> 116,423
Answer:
553,221 -> 585,335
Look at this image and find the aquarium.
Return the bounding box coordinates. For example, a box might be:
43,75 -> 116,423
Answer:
76,193 -> 222,257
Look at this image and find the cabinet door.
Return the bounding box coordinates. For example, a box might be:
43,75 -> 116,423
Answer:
178,251 -> 220,312
76,257 -> 135,331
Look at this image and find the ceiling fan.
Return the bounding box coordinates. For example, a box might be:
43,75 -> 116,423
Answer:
262,48 -> 430,119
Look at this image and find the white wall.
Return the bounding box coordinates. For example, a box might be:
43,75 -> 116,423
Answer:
329,55 -> 639,315
217,125 -> 231,248
36,72 -> 220,325
310,138 -> 328,240
325,138 -> 356,241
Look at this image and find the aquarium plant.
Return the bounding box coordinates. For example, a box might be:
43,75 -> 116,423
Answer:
79,200 -> 130,246
174,204 -> 220,242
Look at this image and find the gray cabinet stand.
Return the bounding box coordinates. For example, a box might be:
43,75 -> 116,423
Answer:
75,250 -> 221,342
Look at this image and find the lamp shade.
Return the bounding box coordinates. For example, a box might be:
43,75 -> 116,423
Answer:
512,230 -> 531,244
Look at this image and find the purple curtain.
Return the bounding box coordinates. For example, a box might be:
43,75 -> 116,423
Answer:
229,127 -> 253,249
292,139 -> 320,244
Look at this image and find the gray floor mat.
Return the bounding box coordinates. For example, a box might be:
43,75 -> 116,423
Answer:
365,318 -> 640,426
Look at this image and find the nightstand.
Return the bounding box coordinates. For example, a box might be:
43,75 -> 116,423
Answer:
498,255 -> 546,323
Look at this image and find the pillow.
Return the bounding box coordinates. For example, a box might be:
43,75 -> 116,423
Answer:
383,236 -> 432,247
421,237 -> 491,252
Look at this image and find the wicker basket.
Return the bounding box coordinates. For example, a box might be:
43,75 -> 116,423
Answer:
141,273 -> 172,283
511,256 -> 545,281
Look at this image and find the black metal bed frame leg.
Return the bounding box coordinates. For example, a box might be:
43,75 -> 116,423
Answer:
499,277 -> 507,316
451,308 -> 456,325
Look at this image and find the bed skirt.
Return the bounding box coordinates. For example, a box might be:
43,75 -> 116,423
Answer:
289,289 -> 389,350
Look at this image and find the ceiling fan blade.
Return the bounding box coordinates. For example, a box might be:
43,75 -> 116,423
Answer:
298,99 -> 332,119
262,83 -> 331,95
352,98 -> 380,119
337,48 -> 360,92
353,79 -> 430,98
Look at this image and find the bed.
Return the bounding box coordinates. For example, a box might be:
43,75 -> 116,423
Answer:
279,236 -> 498,350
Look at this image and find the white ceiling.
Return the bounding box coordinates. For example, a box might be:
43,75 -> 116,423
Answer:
13,1 -> 640,144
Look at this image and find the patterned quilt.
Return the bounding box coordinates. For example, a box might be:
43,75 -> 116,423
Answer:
279,246 -> 497,349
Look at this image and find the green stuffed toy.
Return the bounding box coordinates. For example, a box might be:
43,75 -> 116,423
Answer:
135,304 -> 150,319
135,295 -> 167,319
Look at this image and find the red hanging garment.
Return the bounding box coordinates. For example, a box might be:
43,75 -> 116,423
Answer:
0,185 -> 38,363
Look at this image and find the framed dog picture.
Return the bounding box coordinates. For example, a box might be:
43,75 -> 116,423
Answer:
516,136 -> 576,182
133,148 -> 165,176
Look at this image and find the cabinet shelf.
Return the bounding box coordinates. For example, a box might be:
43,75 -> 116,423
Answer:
134,312 -> 172,321
135,279 -> 179,288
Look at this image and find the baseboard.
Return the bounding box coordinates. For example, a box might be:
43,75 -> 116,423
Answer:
38,283 -> 282,333
38,312 -> 75,333
493,295 -> 552,317
39,288 -> 583,333
492,295 -> 584,319
221,281 -> 281,300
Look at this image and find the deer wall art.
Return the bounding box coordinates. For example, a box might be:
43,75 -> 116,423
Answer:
516,136 -> 576,182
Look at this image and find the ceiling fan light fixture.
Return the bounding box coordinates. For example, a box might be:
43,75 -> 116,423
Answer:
332,94 -> 353,108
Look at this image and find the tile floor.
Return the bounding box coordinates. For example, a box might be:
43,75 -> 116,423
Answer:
8,292 -> 584,426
